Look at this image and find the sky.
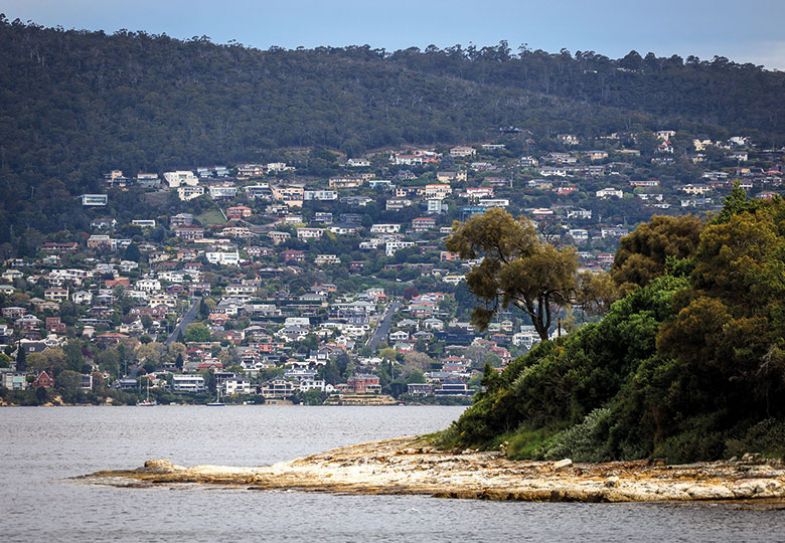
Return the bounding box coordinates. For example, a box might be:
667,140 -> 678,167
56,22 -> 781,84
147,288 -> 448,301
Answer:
2,0 -> 784,69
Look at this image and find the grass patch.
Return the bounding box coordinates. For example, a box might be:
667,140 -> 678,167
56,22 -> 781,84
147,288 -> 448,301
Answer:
197,208 -> 227,226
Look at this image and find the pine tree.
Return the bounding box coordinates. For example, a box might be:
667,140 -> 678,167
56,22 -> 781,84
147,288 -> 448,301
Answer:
15,345 -> 26,372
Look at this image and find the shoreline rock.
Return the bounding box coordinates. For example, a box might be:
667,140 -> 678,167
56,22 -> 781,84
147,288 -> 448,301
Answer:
79,436 -> 785,503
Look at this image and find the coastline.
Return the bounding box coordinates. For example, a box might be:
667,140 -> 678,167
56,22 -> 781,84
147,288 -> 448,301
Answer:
81,436 -> 785,503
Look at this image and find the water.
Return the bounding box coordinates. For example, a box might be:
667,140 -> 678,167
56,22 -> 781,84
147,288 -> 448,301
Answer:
2,406 -> 784,542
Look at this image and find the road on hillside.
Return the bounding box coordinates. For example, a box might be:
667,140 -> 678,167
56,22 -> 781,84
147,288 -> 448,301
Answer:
366,301 -> 402,351
165,296 -> 201,346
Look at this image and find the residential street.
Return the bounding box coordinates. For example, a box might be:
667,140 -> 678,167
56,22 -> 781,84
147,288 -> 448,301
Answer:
165,297 -> 201,346
366,301 -> 402,350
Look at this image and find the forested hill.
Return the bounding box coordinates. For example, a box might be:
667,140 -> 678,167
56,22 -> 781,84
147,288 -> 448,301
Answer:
1,16 -> 785,239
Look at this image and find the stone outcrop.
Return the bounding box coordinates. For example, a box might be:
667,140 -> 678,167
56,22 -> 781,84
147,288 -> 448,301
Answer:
81,436 -> 785,503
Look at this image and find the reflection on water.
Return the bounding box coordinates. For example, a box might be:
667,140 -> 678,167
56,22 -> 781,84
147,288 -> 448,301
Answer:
1,406 -> 782,543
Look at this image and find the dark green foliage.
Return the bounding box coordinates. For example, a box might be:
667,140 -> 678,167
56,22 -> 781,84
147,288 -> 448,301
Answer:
2,19 -> 785,242
440,196 -> 785,462
15,346 -> 26,372
438,276 -> 688,453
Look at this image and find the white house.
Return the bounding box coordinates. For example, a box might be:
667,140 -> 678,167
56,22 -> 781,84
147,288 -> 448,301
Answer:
171,374 -> 206,393
164,171 -> 199,188
177,186 -> 205,201
596,188 -> 623,199
205,251 -> 240,266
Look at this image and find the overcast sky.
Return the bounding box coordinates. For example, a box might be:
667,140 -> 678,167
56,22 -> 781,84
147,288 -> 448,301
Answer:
2,0 -> 784,69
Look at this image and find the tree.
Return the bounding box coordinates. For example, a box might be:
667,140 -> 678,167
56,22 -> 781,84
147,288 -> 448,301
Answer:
184,323 -> 211,342
575,271 -> 620,315
27,347 -> 67,374
35,386 -> 49,404
96,349 -> 121,377
446,209 -> 578,340
123,242 -> 141,262
611,215 -> 703,290
63,341 -> 85,372
55,369 -> 83,400
198,298 -> 210,319
136,342 -> 165,367
15,346 -> 26,372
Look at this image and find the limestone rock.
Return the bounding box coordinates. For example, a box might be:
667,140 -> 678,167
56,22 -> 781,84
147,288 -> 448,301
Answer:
143,459 -> 176,473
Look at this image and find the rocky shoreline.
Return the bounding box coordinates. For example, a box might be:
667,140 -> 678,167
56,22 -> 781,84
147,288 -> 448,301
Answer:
80,436 -> 785,503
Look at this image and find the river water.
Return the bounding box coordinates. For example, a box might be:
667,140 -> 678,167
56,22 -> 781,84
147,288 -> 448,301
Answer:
2,405 -> 784,542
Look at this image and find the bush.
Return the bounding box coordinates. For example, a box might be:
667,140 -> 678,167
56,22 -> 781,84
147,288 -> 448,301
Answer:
542,408 -> 613,462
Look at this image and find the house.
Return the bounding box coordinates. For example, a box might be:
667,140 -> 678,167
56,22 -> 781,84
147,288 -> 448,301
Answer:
449,146 -> 476,158
434,381 -> 472,396
2,373 -> 28,391
464,187 -> 494,200
304,190 -> 339,201
32,371 -> 55,389
347,374 -> 382,394
411,217 -> 436,232
44,287 -> 69,303
205,251 -> 240,266
557,134 -> 580,146
173,226 -> 205,241
422,318 -> 445,331
296,228 -> 324,241
281,249 -> 306,263
315,254 -> 341,266
87,235 -> 114,250
566,208 -> 592,220
346,158 -> 371,168
261,379 -> 295,399
477,199 -> 509,209
80,374 -> 94,390
45,317 -> 66,334
680,184 -> 712,195
385,241 -> 415,257
423,184 -> 452,199
568,229 -> 589,242
136,172 -> 161,187
407,383 -> 434,395
171,374 -> 206,393
328,224 -> 359,235
629,180 -> 660,188
208,185 -> 238,199
386,198 -> 413,210
427,199 -> 447,214
177,186 -> 205,201
268,231 -> 291,245
170,213 -> 195,227
41,242 -> 79,253
388,330 -> 410,342
163,171 -> 199,188
601,226 -> 630,239
596,188 -> 624,199
586,150 -> 609,161
329,176 -> 366,189
80,194 -> 108,207
236,164 -> 266,179
226,205 -> 253,220
222,378 -> 253,396
370,224 -> 401,234
436,170 -> 468,183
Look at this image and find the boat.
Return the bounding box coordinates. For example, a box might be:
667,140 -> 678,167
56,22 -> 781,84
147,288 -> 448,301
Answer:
138,377 -> 157,406
206,384 -> 225,407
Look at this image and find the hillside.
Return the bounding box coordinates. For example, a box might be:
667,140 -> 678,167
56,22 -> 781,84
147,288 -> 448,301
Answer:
2,17 -> 785,241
